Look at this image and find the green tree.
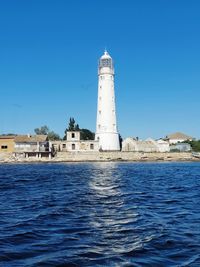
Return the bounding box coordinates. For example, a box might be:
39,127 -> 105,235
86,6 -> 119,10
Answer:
75,124 -> 80,131
185,140 -> 200,152
64,117 -> 80,139
1,133 -> 16,136
48,131 -> 61,141
63,118 -> 94,140
34,125 -> 60,140
34,125 -> 49,135
80,129 -> 95,140
68,117 -> 75,131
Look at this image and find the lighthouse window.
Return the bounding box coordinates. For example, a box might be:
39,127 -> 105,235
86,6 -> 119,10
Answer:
101,58 -> 111,68
98,124 -> 101,129
99,110 -> 101,114
71,133 -> 75,138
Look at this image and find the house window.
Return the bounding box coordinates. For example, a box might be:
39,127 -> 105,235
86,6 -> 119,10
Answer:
62,144 -> 66,149
72,144 -> 75,150
72,133 -> 75,138
90,144 -> 94,150
1,145 -> 8,149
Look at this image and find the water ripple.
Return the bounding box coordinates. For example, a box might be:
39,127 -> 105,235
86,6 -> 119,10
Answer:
0,162 -> 200,266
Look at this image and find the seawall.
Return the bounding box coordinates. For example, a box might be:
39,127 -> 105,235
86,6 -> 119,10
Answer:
1,151 -> 199,163
53,151 -> 194,162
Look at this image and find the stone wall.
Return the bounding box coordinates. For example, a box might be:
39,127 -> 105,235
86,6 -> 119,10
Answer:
53,151 -> 193,162
0,151 -> 198,163
51,140 -> 99,152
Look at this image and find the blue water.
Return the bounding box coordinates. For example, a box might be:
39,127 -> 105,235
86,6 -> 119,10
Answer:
0,162 -> 200,266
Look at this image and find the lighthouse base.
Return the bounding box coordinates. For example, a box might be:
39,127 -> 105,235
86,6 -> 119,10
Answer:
95,132 -> 120,151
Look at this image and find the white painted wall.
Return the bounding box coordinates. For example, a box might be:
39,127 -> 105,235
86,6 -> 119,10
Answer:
156,139 -> 170,152
169,138 -> 187,144
122,138 -> 170,152
67,131 -> 80,141
95,51 -> 120,151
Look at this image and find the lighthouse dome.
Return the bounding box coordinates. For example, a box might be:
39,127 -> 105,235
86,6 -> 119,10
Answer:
99,50 -> 113,69
100,50 -> 112,59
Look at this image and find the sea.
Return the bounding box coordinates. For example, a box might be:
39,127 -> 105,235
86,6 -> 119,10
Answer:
0,162 -> 200,267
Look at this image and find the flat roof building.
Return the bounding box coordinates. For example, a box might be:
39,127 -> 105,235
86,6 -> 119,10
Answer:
0,135 -> 15,153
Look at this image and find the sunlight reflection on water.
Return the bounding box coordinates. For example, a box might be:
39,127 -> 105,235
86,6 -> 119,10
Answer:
0,162 -> 200,266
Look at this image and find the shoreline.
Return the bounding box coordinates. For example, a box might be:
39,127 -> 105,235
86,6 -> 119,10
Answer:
0,152 -> 200,164
1,160 -> 200,165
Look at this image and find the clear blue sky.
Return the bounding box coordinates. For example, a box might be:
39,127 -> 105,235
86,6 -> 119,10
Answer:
0,0 -> 200,139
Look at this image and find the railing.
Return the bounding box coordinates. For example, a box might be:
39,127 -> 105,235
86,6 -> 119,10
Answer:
15,147 -> 50,152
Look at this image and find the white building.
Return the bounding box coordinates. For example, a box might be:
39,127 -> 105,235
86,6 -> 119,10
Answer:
155,139 -> 170,152
166,132 -> 193,144
170,143 -> 191,152
122,138 -> 170,152
95,50 -> 120,151
122,138 -> 159,152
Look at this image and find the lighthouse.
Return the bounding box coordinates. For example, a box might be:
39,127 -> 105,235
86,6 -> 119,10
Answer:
95,50 -> 120,151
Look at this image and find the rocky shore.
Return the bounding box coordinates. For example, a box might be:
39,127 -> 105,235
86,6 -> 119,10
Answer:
0,151 -> 200,163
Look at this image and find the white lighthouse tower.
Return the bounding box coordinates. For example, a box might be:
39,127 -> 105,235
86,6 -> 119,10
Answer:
95,50 -> 120,151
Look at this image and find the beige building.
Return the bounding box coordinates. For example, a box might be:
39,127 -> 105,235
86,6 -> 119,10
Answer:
0,135 -> 15,153
166,132 -> 193,144
52,131 -> 99,152
14,135 -> 51,158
